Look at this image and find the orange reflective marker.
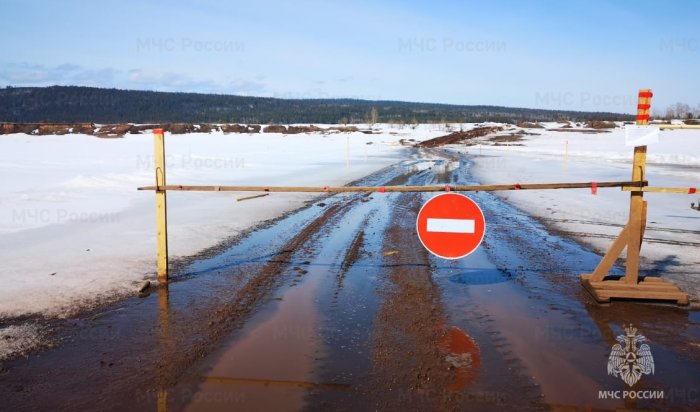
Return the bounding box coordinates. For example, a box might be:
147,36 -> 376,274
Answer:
416,193 -> 486,259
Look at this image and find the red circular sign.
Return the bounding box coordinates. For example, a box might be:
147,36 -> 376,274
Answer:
416,193 -> 486,259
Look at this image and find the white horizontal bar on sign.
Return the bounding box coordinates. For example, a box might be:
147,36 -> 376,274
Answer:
426,218 -> 475,234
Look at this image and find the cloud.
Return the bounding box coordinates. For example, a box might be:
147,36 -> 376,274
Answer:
0,62 -> 377,101
0,62 -> 268,95
0,62 -> 67,83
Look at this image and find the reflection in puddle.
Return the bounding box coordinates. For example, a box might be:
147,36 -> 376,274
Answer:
200,376 -> 350,391
438,326 -> 481,392
176,192 -> 381,411
158,286 -> 170,412
448,268 -> 511,286
182,268 -> 325,412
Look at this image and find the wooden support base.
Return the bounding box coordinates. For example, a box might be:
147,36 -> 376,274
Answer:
580,274 -> 689,305
578,94 -> 691,307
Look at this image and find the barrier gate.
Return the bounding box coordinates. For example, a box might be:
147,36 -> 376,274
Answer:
139,89 -> 696,305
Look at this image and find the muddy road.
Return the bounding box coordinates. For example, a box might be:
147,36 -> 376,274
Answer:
2,149 -> 699,411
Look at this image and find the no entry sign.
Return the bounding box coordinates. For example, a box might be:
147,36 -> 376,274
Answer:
416,193 -> 486,259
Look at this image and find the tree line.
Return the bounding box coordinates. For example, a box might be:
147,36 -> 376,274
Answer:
0,85 -> 635,124
654,102 -> 700,120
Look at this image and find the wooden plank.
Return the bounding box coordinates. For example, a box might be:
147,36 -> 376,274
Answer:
621,186 -> 697,194
657,124 -> 700,130
595,289 -> 687,300
630,146 -> 647,182
625,197 -> 642,284
624,145 -> 647,285
580,278 -> 611,303
588,225 -> 629,282
587,280 -> 681,292
138,180 -> 645,193
596,289 -> 689,305
236,193 -> 270,202
641,276 -> 665,282
641,200 -> 647,247
154,129 -> 168,283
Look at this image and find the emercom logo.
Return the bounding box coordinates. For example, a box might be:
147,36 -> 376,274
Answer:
607,324 -> 655,386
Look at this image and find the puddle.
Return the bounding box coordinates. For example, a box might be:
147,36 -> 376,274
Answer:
431,159 -> 700,410
448,268 -> 511,286
182,267 -> 326,412
176,182 -> 394,411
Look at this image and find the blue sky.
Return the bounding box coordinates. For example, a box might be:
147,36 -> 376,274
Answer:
1,0 -> 698,113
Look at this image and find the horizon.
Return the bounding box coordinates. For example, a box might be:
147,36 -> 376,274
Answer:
1,1 -> 699,114
2,84 -> 641,116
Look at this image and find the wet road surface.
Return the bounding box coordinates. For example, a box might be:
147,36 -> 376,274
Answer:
2,149 -> 699,411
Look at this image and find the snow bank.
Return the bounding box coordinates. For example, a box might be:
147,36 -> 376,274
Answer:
0,124 -> 453,319
460,125 -> 700,300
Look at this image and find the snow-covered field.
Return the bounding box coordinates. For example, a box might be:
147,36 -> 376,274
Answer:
458,123 -> 700,300
0,125 -> 450,321
2,122 -> 698,361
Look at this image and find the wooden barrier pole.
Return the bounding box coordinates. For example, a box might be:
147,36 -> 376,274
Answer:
621,186 -> 698,194
154,128 -> 169,283
625,89 -> 652,284
657,124 -> 700,129
137,180 -> 644,193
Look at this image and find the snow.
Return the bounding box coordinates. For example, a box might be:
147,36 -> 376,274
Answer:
0,125 -> 451,320
456,124 -> 700,300
0,324 -> 44,362
2,121 -> 697,360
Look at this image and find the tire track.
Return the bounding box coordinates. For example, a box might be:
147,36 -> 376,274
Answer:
367,191 -> 457,411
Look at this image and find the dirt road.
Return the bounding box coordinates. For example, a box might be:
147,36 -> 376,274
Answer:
2,149 -> 699,411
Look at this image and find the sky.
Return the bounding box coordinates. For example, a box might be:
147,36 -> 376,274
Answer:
1,0 -> 698,114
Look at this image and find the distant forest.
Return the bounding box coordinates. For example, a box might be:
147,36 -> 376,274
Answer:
0,86 -> 634,124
